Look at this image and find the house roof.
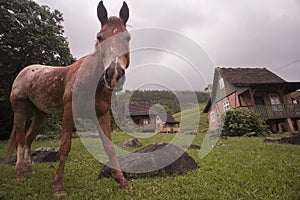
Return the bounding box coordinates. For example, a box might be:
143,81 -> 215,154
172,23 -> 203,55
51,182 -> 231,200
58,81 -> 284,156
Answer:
218,67 -> 286,85
165,114 -> 180,124
125,102 -> 154,116
217,67 -> 300,92
125,102 -> 179,123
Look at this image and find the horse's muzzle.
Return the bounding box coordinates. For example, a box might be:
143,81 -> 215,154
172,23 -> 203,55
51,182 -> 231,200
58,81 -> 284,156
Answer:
104,63 -> 125,91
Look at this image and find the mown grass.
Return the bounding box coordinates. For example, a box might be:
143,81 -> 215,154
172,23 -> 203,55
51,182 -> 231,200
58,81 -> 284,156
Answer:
173,104 -> 208,132
0,132 -> 299,200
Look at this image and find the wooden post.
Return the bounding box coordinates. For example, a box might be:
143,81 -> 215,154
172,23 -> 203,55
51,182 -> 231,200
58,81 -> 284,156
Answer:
277,123 -> 282,132
249,89 -> 256,107
270,123 -> 277,133
286,118 -> 295,132
296,120 -> 300,131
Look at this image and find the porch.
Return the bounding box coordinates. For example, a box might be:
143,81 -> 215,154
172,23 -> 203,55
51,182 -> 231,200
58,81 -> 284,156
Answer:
245,104 -> 300,120
242,104 -> 300,132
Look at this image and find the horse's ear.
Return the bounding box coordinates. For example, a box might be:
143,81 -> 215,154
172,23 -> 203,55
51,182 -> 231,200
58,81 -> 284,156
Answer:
97,1 -> 108,25
119,2 -> 129,24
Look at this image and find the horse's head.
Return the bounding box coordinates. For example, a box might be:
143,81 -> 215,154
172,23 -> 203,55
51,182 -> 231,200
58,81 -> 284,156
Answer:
97,1 -> 130,91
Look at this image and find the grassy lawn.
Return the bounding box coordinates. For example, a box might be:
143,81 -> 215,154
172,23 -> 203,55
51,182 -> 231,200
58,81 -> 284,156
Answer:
0,132 -> 299,200
173,104 -> 209,132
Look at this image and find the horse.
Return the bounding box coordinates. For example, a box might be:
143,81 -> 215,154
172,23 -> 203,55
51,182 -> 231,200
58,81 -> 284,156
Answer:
7,1 -> 131,196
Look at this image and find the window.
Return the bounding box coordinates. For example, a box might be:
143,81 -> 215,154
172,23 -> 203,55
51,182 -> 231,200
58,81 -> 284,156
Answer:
219,78 -> 225,89
210,112 -> 216,122
269,94 -> 280,105
223,100 -> 230,111
269,94 -> 282,111
143,118 -> 149,125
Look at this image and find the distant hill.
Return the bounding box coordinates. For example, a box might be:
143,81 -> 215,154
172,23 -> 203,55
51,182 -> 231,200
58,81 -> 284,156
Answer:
116,90 -> 210,115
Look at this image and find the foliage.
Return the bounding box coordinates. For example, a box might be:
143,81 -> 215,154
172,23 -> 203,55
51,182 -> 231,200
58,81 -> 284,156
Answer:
0,133 -> 299,199
0,0 -> 75,139
221,108 -> 269,137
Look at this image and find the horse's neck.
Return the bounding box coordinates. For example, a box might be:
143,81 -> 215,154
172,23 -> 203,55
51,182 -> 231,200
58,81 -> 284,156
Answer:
73,51 -> 112,100
97,76 -> 112,100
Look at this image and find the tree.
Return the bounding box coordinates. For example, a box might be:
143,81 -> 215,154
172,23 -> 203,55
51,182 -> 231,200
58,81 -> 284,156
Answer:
0,0 -> 75,139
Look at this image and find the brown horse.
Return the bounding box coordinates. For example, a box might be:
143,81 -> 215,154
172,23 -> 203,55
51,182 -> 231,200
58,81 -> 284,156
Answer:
7,1 -> 131,196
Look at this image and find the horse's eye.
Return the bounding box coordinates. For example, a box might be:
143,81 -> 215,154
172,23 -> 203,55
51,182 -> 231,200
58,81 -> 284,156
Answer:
123,33 -> 131,41
97,36 -> 104,42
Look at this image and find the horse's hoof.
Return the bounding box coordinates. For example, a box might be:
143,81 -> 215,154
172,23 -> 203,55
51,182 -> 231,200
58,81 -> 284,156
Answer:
118,180 -> 132,190
16,175 -> 27,181
52,186 -> 67,197
53,191 -> 66,197
16,170 -> 27,181
24,163 -> 34,174
15,162 -> 33,180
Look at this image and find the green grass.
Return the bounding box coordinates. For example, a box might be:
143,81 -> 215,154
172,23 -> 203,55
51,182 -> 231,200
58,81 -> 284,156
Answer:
0,132 -> 300,200
173,104 -> 208,132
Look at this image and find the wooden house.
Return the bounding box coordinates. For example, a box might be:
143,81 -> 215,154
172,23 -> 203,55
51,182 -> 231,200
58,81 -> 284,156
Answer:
203,67 -> 300,132
125,102 -> 180,133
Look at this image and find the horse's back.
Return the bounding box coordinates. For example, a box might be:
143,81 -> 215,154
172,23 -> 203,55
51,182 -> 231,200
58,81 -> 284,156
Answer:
11,64 -> 69,114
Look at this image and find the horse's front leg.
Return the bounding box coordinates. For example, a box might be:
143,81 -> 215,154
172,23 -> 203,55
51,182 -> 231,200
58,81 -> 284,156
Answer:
52,103 -> 74,196
98,111 -> 130,189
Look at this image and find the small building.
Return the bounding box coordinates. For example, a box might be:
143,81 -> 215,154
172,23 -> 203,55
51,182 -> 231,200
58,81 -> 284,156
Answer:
203,67 -> 300,132
125,102 -> 180,133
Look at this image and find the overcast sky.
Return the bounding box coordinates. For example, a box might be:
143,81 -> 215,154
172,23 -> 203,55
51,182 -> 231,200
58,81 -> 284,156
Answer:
33,0 -> 300,91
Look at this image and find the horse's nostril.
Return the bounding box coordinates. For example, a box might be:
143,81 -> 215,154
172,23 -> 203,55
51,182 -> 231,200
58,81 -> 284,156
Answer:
105,65 -> 125,90
105,67 -> 115,80
117,67 -> 125,78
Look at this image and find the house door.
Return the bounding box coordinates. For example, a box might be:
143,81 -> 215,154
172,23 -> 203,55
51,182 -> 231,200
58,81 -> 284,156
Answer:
254,96 -> 265,105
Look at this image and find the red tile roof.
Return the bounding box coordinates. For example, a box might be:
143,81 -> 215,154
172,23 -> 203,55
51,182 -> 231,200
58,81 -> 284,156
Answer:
218,67 -> 286,85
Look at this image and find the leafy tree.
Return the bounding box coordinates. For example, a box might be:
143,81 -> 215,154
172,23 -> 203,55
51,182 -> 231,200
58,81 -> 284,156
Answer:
221,108 -> 269,137
0,0 -> 75,139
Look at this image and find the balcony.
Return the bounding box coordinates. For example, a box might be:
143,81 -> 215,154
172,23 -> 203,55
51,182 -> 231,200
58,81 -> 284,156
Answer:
244,104 -> 300,120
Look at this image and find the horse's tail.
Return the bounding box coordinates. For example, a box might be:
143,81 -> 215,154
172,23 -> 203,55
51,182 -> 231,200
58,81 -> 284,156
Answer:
6,128 -> 16,158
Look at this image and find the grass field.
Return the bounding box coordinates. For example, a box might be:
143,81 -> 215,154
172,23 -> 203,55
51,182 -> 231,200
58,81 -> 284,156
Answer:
173,104 -> 209,132
0,132 -> 299,200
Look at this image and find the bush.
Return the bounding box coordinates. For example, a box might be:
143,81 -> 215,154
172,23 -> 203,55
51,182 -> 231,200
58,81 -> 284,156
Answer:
221,108 -> 268,137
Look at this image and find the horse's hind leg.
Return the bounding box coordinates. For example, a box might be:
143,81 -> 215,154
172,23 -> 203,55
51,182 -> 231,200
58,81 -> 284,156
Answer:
24,109 -> 46,173
10,101 -> 31,180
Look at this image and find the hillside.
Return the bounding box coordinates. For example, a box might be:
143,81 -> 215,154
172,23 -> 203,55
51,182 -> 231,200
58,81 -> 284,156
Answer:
173,104 -> 208,132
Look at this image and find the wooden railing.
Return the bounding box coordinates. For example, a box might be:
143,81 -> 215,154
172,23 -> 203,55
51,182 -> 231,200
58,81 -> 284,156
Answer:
160,127 -> 180,133
243,104 -> 300,119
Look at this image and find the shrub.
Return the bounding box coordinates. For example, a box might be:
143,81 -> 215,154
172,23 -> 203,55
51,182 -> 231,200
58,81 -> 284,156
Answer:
221,108 -> 268,137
